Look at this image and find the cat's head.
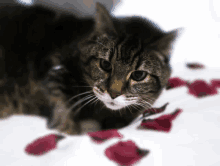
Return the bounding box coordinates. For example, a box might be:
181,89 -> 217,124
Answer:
78,3 -> 180,111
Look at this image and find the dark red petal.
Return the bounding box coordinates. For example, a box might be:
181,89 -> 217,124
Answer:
187,80 -> 218,97
105,140 -> 149,165
140,109 -> 182,132
211,79 -> 220,89
166,77 -> 187,90
25,134 -> 64,156
143,103 -> 169,118
88,129 -> 123,144
186,62 -> 204,69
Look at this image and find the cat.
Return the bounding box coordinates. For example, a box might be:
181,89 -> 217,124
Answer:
0,2 -> 179,135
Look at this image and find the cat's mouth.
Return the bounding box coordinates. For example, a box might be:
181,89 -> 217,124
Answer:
93,87 -> 138,110
108,101 -> 115,105
104,101 -> 124,110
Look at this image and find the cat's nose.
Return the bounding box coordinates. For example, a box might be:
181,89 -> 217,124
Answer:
109,91 -> 121,99
108,79 -> 123,99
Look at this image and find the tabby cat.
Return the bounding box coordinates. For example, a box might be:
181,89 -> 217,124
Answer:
0,2 -> 179,134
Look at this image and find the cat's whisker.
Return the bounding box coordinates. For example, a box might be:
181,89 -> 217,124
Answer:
127,105 -> 133,114
118,109 -> 122,116
133,104 -> 146,113
138,97 -> 152,105
67,90 -> 93,103
143,97 -> 155,104
100,104 -> 105,110
134,93 -> 155,103
131,104 -> 141,111
138,99 -> 157,113
71,86 -> 93,88
92,97 -> 101,112
89,97 -> 99,107
68,94 -> 95,112
135,103 -> 148,110
140,99 -> 152,107
74,96 -> 97,116
93,98 -> 99,107
138,94 -> 155,103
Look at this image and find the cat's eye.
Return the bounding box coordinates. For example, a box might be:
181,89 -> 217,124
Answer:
131,71 -> 147,81
100,59 -> 112,71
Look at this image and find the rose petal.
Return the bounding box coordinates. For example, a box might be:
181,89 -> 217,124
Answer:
143,103 -> 169,118
211,79 -> 220,89
25,134 -> 64,156
166,77 -> 187,90
186,62 -> 204,69
139,109 -> 182,132
105,140 -> 149,165
187,80 -> 218,97
88,129 -> 123,144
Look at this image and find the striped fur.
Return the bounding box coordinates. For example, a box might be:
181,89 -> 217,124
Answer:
0,3 -> 179,134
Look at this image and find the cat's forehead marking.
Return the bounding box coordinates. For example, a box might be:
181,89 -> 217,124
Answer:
96,37 -> 116,61
115,35 -> 141,65
96,34 -> 142,64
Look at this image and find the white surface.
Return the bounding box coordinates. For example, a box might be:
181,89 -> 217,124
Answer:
1,63 -> 220,166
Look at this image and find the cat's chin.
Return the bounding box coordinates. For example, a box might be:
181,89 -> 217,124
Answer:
104,102 -> 125,111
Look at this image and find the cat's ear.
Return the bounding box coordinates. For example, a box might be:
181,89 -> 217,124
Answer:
149,28 -> 182,61
95,2 -> 117,35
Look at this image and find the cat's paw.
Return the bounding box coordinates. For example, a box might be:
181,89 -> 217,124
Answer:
79,119 -> 101,134
56,118 -> 80,135
47,117 -> 60,129
0,106 -> 13,119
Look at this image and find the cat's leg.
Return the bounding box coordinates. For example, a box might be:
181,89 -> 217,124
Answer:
79,119 -> 101,134
48,99 -> 101,134
47,95 -> 81,134
0,93 -> 14,119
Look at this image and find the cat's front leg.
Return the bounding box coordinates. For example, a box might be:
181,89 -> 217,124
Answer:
0,94 -> 14,119
47,95 -> 81,134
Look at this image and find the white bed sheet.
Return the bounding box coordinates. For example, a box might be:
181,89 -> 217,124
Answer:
0,62 -> 219,166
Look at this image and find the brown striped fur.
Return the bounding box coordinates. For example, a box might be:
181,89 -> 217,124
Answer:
0,3 -> 180,134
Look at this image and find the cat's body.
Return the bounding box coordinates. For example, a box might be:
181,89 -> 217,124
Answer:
0,3 -> 178,134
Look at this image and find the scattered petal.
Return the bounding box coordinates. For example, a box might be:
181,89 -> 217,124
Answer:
166,77 -> 187,90
25,134 -> 64,156
187,80 -> 218,97
139,109 -> 182,132
211,79 -> 220,89
88,129 -> 123,144
143,103 -> 169,118
105,140 -> 149,166
186,62 -> 204,69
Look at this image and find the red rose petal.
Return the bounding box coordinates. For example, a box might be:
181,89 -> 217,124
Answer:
187,80 -> 218,97
186,62 -> 204,69
25,134 -> 64,156
105,140 -> 149,166
211,79 -> 220,89
166,77 -> 187,90
143,103 -> 169,118
88,129 -> 123,144
140,109 -> 182,132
